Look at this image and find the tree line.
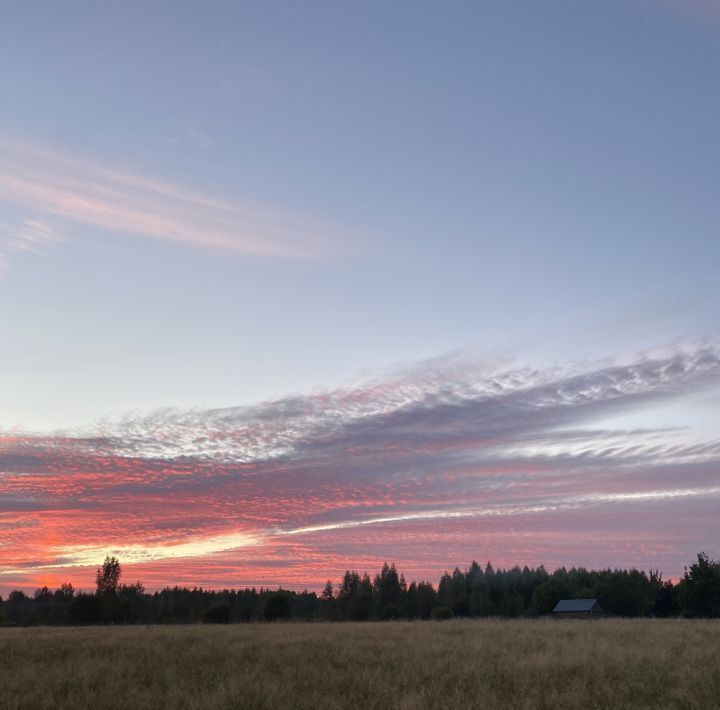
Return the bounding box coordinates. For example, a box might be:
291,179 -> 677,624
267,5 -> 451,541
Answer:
1,552 -> 719,626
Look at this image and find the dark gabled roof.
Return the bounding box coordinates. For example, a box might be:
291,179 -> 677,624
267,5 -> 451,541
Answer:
552,598 -> 599,613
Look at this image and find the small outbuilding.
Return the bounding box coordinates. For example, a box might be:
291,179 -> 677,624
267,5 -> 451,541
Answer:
552,598 -> 602,616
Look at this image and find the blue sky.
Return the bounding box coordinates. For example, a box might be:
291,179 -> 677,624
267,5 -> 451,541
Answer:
0,1 -> 719,590
1,0 -> 718,429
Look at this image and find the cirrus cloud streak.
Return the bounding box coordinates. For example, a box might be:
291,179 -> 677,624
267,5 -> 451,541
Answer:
0,138 -> 344,266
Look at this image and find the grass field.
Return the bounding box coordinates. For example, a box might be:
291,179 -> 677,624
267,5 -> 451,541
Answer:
1,619 -> 719,709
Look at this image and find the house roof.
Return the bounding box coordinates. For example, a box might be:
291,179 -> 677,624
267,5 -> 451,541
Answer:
552,598 -> 599,613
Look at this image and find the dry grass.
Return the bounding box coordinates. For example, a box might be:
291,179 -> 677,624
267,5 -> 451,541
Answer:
0,619 -> 718,709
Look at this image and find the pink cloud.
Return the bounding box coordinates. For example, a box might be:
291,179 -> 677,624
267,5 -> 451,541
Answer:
0,138 -> 346,263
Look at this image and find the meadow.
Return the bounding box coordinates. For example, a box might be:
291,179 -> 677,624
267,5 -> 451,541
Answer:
1,619 -> 718,709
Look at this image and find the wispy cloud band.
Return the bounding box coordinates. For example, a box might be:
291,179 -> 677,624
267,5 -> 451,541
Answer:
0,138 -> 342,266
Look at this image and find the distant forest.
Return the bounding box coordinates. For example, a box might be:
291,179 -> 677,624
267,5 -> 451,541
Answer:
2,552 -> 719,626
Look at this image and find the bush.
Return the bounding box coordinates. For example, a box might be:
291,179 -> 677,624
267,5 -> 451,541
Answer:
431,606 -> 453,621
202,602 -> 232,624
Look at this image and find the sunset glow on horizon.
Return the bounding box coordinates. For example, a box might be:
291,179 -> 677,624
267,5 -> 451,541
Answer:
2,346 -> 719,594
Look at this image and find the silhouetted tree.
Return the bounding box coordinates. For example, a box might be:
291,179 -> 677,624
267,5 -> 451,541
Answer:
438,572 -> 454,610
680,552 -> 720,617
650,570 -> 679,617
321,580 -> 335,601
319,580 -> 336,620
415,581 -> 438,619
406,581 -> 418,619
354,574 -> 375,620
96,556 -> 122,595
339,571 -> 360,600
374,562 -> 405,618
53,583 -> 75,601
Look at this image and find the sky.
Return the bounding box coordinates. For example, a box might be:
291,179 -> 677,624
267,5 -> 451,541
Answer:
0,0 -> 719,594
